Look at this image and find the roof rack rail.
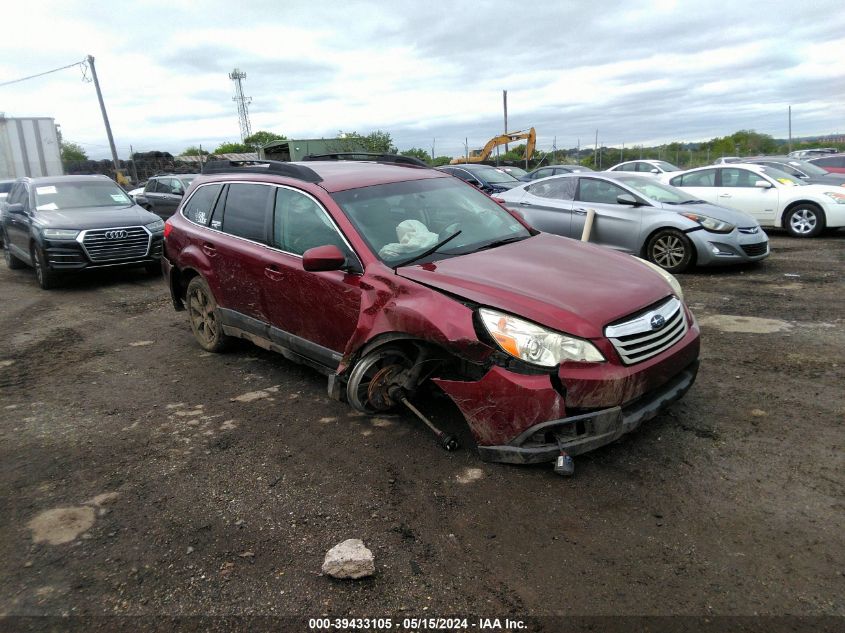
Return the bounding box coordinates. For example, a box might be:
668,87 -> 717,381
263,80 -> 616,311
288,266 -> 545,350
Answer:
201,159 -> 322,183
302,153 -> 429,168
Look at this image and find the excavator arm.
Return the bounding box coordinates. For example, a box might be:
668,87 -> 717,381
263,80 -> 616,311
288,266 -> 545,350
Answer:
452,128 -> 536,164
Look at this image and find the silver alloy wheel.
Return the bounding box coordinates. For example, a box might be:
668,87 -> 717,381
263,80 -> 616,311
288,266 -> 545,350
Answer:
652,234 -> 686,268
188,286 -> 217,345
789,207 -> 817,235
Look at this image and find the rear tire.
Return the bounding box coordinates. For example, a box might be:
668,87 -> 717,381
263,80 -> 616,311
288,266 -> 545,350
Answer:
33,245 -> 60,289
646,228 -> 695,273
186,276 -> 230,352
4,235 -> 26,269
784,203 -> 824,238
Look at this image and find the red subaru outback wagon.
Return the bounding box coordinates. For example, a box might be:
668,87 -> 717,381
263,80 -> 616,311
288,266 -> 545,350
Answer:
163,157 -> 700,469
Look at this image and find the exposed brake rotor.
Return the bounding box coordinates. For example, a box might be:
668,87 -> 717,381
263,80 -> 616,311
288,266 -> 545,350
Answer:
366,364 -> 406,411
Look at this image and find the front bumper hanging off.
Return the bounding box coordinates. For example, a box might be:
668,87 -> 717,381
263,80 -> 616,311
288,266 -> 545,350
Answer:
473,360 -> 699,464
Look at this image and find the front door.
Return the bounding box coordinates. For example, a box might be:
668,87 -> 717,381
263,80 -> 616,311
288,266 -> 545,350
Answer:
4,182 -> 33,259
716,168 -> 780,225
262,186 -> 362,366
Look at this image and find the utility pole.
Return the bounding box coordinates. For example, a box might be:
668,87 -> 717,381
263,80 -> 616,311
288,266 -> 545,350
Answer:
503,90 -> 508,153
465,137 -> 469,163
128,144 -> 138,183
788,106 -> 792,153
229,68 -> 252,142
620,142 -> 624,162
86,55 -> 120,173
553,135 -> 557,164
431,138 -> 435,162
595,129 -> 599,169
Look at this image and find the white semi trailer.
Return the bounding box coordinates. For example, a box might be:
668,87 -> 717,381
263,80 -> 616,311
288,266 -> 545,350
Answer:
0,116 -> 64,179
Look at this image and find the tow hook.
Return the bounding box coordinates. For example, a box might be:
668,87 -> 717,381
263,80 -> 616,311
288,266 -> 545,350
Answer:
388,385 -> 460,452
554,438 -> 575,476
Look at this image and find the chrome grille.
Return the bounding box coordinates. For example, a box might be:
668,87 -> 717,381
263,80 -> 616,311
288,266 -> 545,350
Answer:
605,297 -> 688,365
80,227 -> 150,262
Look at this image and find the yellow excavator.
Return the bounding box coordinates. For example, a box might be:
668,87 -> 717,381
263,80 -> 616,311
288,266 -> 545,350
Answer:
451,127 -> 536,164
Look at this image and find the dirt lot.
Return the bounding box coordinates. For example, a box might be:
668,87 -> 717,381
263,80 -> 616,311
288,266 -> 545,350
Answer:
0,231 -> 843,628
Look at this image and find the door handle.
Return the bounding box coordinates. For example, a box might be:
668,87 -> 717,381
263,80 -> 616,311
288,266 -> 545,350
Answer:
201,242 -> 217,257
573,208 -> 588,215
264,265 -> 284,281
519,201 -> 534,206
718,194 -> 731,198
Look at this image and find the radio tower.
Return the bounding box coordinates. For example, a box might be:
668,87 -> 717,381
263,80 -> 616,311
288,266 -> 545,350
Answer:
229,68 -> 252,142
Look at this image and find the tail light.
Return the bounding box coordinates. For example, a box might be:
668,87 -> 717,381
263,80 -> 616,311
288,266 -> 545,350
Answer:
163,219 -> 173,238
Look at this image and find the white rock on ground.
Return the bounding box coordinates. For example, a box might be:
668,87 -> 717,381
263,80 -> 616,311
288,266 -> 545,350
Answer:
322,539 -> 375,579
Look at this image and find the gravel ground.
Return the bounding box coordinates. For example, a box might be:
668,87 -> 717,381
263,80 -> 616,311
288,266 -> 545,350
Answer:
0,231 -> 842,629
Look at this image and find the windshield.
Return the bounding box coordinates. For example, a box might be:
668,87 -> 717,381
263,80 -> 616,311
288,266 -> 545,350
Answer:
759,166 -> 806,187
331,177 -> 531,266
653,161 -> 681,172
0,182 -> 13,195
34,181 -> 133,210
787,160 -> 830,177
613,176 -> 697,203
472,167 -> 520,184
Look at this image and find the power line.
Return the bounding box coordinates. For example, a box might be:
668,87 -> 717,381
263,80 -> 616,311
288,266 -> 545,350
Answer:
0,59 -> 89,88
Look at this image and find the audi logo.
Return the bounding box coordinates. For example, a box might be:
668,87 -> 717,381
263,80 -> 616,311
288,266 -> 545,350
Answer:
104,230 -> 128,240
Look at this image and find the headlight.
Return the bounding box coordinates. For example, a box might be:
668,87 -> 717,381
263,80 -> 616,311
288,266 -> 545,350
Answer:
823,192 -> 845,204
42,229 -> 79,239
679,212 -> 735,233
146,219 -> 165,232
637,258 -> 684,302
478,308 -> 605,366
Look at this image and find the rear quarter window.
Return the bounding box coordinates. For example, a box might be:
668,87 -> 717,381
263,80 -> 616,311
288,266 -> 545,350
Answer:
182,184 -> 222,225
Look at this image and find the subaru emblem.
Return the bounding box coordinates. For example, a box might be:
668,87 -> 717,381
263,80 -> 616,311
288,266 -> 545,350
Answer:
650,314 -> 666,330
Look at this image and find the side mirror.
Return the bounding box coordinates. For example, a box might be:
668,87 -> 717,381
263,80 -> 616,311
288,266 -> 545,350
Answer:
650,168 -> 660,174
754,180 -> 773,188
6,203 -> 24,215
617,193 -> 639,206
302,244 -> 347,272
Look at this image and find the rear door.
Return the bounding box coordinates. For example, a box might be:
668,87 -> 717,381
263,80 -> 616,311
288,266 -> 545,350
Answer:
513,178 -> 577,236
572,177 -> 644,253
262,186 -> 362,365
668,168 -> 719,204
204,182 -> 275,324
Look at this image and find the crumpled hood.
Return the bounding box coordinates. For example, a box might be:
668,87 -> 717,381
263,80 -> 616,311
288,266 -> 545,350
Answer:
34,205 -> 160,230
397,233 -> 673,339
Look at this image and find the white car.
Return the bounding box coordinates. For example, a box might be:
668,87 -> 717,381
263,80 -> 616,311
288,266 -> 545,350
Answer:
713,156 -> 742,164
663,164 -> 845,237
606,159 -> 682,177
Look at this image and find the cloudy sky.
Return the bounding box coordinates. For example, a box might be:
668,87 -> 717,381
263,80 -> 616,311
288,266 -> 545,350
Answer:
1,0 -> 843,160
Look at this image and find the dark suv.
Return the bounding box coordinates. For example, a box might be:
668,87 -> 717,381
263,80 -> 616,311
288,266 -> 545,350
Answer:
163,158 -> 700,470
3,175 -> 164,289
436,164 -> 522,194
136,174 -> 198,219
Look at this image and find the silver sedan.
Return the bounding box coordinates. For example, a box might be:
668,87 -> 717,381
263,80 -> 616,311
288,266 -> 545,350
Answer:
496,172 -> 769,273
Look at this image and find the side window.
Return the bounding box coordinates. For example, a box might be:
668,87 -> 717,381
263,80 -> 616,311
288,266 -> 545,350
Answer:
720,168 -> 759,188
637,163 -> 655,173
528,178 -> 576,200
676,170 -> 716,187
812,156 -> 845,168
452,169 -> 475,183
577,178 -> 627,204
221,183 -> 272,243
274,188 -> 348,256
617,163 -> 636,172
533,168 -> 553,179
182,184 -> 222,225
167,178 -> 185,195
7,183 -> 26,206
144,179 -> 157,193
